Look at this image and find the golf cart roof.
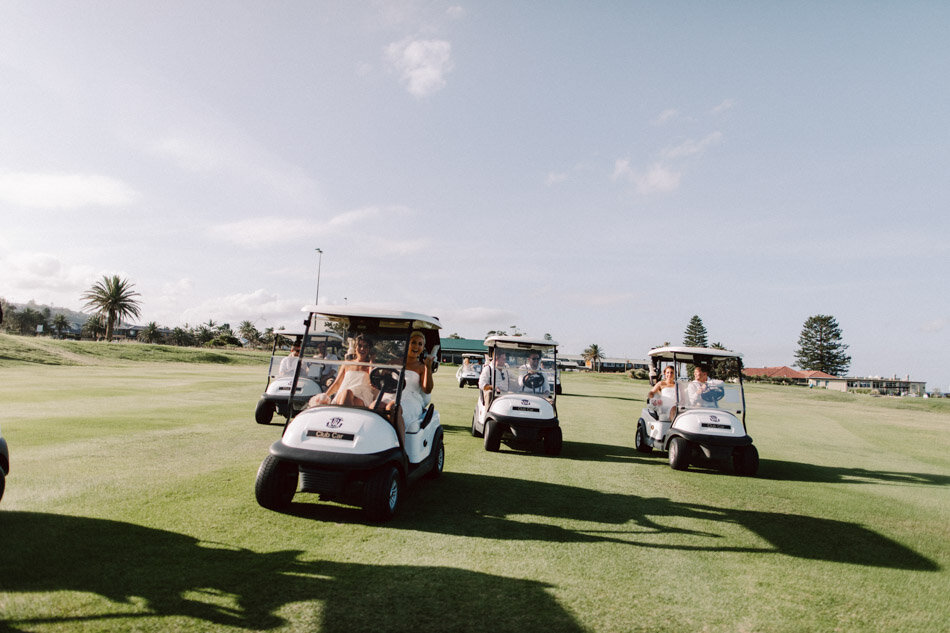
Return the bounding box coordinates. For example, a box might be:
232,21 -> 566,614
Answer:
273,329 -> 343,342
484,335 -> 558,350
462,353 -> 484,358
301,304 -> 442,330
648,346 -> 743,362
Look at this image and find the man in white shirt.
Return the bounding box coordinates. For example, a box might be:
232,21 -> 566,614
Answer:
479,350 -> 510,400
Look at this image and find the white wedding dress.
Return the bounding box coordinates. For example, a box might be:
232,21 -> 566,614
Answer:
398,370 -> 430,431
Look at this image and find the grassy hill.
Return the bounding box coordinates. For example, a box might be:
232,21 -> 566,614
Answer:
0,333 -> 269,366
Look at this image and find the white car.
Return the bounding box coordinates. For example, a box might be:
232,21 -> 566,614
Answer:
455,353 -> 482,388
635,346 -> 758,475
255,330 -> 343,425
255,306 -> 445,521
471,336 -> 562,455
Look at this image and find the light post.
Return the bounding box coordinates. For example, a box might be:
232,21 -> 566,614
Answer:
314,248 -> 323,305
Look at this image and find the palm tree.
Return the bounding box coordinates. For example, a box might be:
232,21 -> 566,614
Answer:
140,321 -> 162,343
82,314 -> 106,340
81,275 -> 142,342
583,344 -> 605,372
170,327 -> 193,347
52,314 -> 70,338
238,321 -> 260,347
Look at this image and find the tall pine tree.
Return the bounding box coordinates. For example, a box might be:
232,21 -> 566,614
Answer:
794,314 -> 851,376
683,315 -> 708,348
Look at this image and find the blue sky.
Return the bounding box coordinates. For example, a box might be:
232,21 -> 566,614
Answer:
1,1 -> 947,390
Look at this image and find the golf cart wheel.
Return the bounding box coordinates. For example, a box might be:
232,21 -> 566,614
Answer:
364,465 -> 402,521
543,426 -> 563,456
458,380 -> 464,388
484,420 -> 502,452
668,437 -> 690,471
427,433 -> 445,479
634,420 -> 653,454
0,469 -> 5,503
471,414 -> 483,438
255,454 -> 298,510
255,398 -> 275,425
733,445 -> 759,477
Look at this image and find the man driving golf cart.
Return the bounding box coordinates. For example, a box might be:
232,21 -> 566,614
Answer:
472,336 -> 562,455
635,346 -> 758,475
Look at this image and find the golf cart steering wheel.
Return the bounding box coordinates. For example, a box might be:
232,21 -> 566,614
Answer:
370,367 -> 403,394
522,372 -> 545,390
701,385 -> 725,402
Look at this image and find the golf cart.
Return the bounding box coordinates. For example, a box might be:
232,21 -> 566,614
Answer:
470,336 -> 562,455
456,353 -> 483,388
255,306 -> 445,521
255,330 -> 343,425
635,346 -> 758,476
0,423 -> 8,503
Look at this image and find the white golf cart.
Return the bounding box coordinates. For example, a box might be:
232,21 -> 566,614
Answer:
470,336 -> 562,455
635,346 -> 759,476
0,422 -> 8,503
255,306 -> 445,521
455,353 -> 483,388
255,330 -> 344,425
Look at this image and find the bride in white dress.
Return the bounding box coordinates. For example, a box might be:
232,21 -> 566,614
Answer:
392,331 -> 434,437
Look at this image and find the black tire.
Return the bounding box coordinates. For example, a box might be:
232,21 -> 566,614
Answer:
543,426 -> 563,456
427,433 -> 445,479
634,420 -> 653,453
733,445 -> 759,477
458,381 -> 464,388
0,469 -> 5,503
484,419 -> 502,452
255,454 -> 297,510
668,437 -> 690,471
471,413 -> 483,438
364,465 -> 402,521
255,398 -> 275,425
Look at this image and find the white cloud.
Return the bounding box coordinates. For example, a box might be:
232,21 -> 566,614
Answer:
712,99 -> 737,115
207,217 -> 318,248
177,288 -> 302,327
439,306 -> 520,328
386,38 -> 454,97
0,172 -> 137,209
545,171 -> 568,186
0,250 -> 99,305
612,159 -> 681,194
661,132 -> 723,160
652,109 -> 679,125
150,137 -> 227,172
921,318 -> 946,333
446,5 -> 466,20
635,163 -> 681,194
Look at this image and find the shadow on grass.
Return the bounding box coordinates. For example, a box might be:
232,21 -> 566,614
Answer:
0,511 -> 584,632
369,473 -> 933,571
759,459 -> 950,486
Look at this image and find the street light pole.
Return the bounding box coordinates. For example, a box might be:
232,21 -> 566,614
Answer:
314,248 -> 323,305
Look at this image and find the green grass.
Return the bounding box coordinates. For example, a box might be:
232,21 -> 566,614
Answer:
0,333 -> 270,367
1,352 -> 948,632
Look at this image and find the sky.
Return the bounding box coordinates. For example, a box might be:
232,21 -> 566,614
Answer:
1,1 -> 948,391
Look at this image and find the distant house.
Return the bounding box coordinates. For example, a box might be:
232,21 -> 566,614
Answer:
439,338 -> 488,364
743,366 -> 926,396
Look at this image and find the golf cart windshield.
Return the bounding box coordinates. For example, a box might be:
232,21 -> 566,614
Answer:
309,328 -> 410,411
490,347 -> 555,399
268,333 -> 343,383
675,379 -> 743,414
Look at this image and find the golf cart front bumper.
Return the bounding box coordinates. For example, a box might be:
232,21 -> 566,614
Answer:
665,431 -> 753,460
269,441 -> 402,497
491,414 -> 559,442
